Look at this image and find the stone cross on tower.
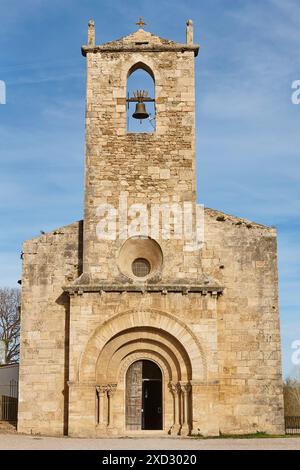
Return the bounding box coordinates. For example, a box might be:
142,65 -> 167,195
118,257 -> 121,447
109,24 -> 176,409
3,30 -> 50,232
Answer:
135,17 -> 147,29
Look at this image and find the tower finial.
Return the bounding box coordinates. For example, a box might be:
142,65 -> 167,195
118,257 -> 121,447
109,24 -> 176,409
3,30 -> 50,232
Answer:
88,19 -> 95,46
186,19 -> 193,45
135,17 -> 147,30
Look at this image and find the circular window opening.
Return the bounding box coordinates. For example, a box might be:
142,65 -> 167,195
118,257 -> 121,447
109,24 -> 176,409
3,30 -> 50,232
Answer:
132,258 -> 151,278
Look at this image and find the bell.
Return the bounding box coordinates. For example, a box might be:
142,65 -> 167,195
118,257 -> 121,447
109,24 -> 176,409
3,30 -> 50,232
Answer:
132,102 -> 149,120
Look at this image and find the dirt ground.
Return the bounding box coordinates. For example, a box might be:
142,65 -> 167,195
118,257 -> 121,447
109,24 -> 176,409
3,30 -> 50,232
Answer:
0,421 -> 17,434
0,429 -> 300,450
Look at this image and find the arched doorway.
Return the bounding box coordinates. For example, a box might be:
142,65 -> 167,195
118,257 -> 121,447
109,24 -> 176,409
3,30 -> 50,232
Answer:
126,360 -> 162,431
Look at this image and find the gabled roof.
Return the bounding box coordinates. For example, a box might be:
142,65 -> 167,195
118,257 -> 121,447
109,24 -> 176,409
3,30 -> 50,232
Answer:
82,27 -> 199,57
101,28 -> 179,48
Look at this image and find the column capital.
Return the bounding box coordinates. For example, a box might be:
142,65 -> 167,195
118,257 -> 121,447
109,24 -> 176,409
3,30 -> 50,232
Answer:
96,384 -> 109,395
168,382 -> 176,394
107,383 -> 117,397
179,381 -> 191,394
168,381 -> 181,395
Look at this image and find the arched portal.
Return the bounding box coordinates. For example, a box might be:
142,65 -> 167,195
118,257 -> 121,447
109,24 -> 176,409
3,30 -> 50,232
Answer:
80,309 -> 207,382
73,309 -> 207,436
126,360 -> 162,431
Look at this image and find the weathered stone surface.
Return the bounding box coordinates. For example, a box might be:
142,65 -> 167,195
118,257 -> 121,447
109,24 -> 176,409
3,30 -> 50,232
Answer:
18,22 -> 284,437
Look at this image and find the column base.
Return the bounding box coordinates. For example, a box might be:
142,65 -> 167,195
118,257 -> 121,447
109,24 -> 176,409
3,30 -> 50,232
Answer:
180,424 -> 191,436
169,424 -> 182,435
96,423 -> 107,430
106,426 -> 119,436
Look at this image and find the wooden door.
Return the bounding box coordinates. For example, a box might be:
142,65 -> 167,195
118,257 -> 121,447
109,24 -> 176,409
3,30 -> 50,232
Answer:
126,361 -> 143,430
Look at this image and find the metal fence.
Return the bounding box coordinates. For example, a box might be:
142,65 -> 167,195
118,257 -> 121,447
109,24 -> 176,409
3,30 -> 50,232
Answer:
0,379 -> 18,423
285,416 -> 300,435
0,395 -> 18,423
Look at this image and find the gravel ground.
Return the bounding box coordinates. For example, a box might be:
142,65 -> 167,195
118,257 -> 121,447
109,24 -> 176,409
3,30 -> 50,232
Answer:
0,433 -> 300,450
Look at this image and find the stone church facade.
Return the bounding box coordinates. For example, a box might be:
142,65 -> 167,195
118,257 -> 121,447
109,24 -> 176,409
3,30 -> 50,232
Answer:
18,20 -> 284,437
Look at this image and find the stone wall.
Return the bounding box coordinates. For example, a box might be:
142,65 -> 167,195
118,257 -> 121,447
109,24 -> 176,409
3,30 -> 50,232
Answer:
18,221 -> 82,435
203,208 -> 284,434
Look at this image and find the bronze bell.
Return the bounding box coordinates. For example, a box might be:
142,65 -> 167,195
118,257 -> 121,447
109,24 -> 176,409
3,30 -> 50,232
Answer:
132,102 -> 149,120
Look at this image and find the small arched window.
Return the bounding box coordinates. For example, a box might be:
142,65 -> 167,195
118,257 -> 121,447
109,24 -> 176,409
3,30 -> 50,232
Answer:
126,63 -> 155,133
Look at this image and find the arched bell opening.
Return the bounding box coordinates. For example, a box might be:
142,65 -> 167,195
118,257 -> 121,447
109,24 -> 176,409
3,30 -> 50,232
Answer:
126,63 -> 155,133
125,359 -> 163,431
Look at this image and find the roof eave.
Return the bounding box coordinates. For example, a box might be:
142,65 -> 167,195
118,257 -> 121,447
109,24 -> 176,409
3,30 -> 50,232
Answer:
81,43 -> 200,57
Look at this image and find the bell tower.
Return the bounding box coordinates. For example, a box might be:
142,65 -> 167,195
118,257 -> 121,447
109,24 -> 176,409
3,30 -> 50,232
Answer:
80,19 -> 200,283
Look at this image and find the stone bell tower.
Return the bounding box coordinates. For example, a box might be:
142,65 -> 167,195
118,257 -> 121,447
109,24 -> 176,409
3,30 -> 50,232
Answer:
18,19 -> 284,438
80,19 -> 200,282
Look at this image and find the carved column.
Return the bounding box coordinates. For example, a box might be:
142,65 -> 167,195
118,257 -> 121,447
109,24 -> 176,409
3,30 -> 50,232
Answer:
179,381 -> 191,435
96,385 -> 109,427
107,383 -> 117,429
168,382 -> 181,435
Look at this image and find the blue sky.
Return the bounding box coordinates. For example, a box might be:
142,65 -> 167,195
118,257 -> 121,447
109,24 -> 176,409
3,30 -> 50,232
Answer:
0,0 -> 299,377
